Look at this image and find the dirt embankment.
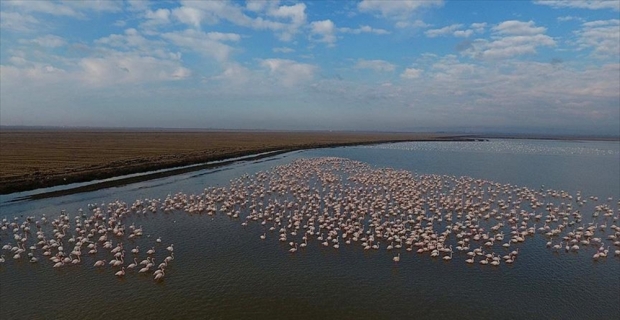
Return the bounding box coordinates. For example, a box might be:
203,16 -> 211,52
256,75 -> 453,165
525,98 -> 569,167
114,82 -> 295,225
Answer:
0,129 -> 477,194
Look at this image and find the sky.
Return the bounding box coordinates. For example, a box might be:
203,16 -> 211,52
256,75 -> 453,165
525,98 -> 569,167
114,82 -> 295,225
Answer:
1,0 -> 619,135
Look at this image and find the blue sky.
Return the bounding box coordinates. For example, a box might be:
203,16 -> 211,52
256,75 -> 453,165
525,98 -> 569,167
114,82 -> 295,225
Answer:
1,0 -> 618,134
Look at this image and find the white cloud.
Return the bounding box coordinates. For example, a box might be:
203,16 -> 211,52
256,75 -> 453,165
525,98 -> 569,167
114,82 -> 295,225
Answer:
557,16 -> 585,22
4,0 -> 122,19
169,1 -> 306,41
576,19 -> 620,58
266,3 -> 307,41
273,47 -> 295,53
62,0 -> 123,13
358,0 -> 444,20
463,20 -> 555,59
401,68 -> 422,79
172,6 -> 204,28
310,20 -> 337,46
95,28 -> 178,61
78,52 -> 190,86
212,63 -> 251,85
245,1 -> 267,12
20,34 -> 66,47
4,0 -> 82,17
429,55 -> 477,81
261,59 -> 316,87
142,8 -> 171,29
1,12 -> 40,32
492,20 -> 546,35
470,22 -> 487,33
162,29 -> 239,62
339,25 -> 390,35
534,0 -> 620,11
355,59 -> 396,72
425,24 -> 463,37
0,63 -> 69,85
268,3 -> 307,25
454,29 -> 474,38
113,20 -> 127,27
127,0 -> 150,12
395,20 -> 430,29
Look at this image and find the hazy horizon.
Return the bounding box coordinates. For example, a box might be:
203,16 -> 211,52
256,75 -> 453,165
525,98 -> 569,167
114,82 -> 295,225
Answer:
1,1 -> 619,135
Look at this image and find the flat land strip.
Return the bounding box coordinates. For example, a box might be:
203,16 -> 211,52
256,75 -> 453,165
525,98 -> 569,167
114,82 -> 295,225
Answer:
0,129 -> 470,194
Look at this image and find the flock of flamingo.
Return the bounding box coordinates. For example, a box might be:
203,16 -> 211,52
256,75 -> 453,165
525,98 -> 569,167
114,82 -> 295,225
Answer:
0,200 -> 174,282
1,157 -> 619,281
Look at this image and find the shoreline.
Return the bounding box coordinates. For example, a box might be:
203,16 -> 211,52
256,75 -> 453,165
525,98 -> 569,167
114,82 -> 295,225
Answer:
7,149 -> 292,202
5,128 -> 615,198
0,134 -> 481,196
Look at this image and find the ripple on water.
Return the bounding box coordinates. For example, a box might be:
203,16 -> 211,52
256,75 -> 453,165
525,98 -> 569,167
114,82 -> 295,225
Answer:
1,151 -> 619,319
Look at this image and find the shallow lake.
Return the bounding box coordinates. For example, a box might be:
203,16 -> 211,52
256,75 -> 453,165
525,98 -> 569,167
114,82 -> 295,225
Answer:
1,139 -> 618,319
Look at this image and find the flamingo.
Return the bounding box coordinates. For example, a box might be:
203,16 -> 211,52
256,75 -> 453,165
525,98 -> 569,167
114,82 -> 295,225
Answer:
94,260 -> 105,267
127,258 -> 138,270
154,268 -> 165,281
115,267 -> 125,277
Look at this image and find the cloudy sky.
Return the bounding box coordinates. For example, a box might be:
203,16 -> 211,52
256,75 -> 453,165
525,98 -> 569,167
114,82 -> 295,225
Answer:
1,0 -> 618,134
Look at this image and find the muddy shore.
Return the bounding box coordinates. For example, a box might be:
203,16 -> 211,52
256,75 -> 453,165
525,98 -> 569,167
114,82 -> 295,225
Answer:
0,130 -> 480,195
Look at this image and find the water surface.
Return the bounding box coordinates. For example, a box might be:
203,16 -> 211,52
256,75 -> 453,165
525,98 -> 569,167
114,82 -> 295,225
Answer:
0,139 -> 618,319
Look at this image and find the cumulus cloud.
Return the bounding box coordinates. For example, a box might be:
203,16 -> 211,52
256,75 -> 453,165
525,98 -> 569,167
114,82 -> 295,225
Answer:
20,34 -> 66,47
62,0 -> 123,13
310,19 -> 337,46
339,25 -> 390,35
401,68 -> 422,79
557,16 -> 585,22
170,1 -> 306,41
355,59 -> 396,72
395,20 -> 430,29
534,0 -> 620,11
453,30 -> 473,38
95,28 -> 182,61
4,0 -> 122,19
358,0 -> 444,21
0,63 -> 69,85
425,24 -> 463,37
172,6 -> 204,28
162,29 -> 240,62
492,20 -> 547,35
4,0 -> 82,17
0,11 -> 39,32
470,22 -> 487,33
78,52 -> 190,86
141,8 -> 171,30
261,59 -> 316,87
212,63 -> 252,85
273,47 -> 295,53
462,20 -> 555,59
575,19 -> 620,58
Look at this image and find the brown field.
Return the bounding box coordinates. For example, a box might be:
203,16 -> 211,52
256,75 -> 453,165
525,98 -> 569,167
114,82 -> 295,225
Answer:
0,129 -> 472,194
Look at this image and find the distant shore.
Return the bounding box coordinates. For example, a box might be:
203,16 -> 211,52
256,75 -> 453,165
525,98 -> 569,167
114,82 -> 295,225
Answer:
0,129 -> 488,195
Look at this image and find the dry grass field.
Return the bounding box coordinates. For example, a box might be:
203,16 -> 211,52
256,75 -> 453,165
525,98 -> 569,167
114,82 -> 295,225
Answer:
0,129 -> 466,194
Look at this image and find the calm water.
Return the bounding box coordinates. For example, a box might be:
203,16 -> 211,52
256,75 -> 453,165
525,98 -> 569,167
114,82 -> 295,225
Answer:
0,139 -> 618,319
